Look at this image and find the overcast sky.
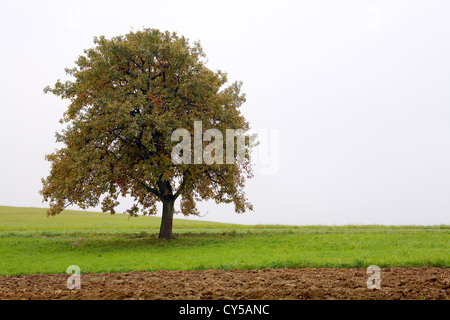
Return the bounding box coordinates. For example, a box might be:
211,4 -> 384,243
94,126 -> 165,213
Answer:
0,0 -> 449,225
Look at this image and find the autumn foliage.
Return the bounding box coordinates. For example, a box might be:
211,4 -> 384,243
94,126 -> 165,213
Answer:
41,29 -> 255,239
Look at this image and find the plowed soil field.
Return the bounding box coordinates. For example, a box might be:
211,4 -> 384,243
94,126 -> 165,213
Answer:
1,267 -> 449,300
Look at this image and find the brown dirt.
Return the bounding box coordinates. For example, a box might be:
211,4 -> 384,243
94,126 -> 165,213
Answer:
0,267 -> 449,300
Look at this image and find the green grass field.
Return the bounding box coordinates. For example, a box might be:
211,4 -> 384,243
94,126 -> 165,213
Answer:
0,206 -> 448,275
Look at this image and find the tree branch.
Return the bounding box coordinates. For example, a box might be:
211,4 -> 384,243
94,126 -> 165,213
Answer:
139,181 -> 164,201
174,170 -> 190,199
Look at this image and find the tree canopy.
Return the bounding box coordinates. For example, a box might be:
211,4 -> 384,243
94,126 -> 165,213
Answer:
41,28 -> 255,239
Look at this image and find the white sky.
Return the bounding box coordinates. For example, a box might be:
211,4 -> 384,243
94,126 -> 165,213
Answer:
0,0 -> 449,225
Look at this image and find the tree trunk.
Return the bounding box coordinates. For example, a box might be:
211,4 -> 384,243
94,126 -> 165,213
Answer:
159,199 -> 175,239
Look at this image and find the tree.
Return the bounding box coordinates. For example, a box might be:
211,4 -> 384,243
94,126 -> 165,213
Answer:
41,28 -> 255,239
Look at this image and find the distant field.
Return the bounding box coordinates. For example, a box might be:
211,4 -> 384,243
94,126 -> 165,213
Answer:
0,206 -> 240,232
0,206 -> 448,275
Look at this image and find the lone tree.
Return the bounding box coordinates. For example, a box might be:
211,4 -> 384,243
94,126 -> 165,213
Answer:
41,29 -> 255,239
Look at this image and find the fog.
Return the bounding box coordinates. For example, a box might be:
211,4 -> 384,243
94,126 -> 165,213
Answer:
1,0 -> 449,225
